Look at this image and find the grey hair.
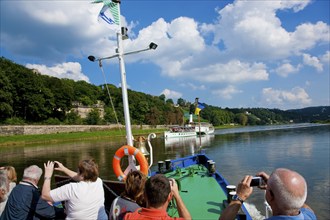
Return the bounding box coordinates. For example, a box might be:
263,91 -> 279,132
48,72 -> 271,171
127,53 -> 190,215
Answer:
0,173 -> 8,190
269,168 -> 307,211
23,165 -> 43,181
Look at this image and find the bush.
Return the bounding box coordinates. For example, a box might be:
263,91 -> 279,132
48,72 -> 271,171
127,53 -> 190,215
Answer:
42,118 -> 62,125
3,117 -> 25,125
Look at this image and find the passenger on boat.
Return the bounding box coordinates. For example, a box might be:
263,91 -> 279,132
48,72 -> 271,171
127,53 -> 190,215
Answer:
3,166 -> 17,194
0,170 -> 9,216
0,166 -> 17,217
0,165 -> 64,220
41,159 -> 108,220
219,168 -> 317,220
109,170 -> 147,220
124,174 -> 191,220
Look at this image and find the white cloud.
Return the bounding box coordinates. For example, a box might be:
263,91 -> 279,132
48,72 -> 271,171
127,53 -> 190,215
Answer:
1,0 -> 329,109
180,82 -> 206,91
193,60 -> 269,83
203,0 -> 329,60
275,63 -> 300,77
161,89 -> 182,100
320,51 -> 330,64
261,87 -> 312,108
302,53 -> 323,72
212,85 -> 242,99
26,62 -> 90,82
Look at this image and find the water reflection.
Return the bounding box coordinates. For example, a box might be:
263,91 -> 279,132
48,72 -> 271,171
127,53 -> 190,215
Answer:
0,139 -> 127,181
164,135 -> 215,155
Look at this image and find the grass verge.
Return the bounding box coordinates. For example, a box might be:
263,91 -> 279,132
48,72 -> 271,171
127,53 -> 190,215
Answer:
0,128 -> 166,147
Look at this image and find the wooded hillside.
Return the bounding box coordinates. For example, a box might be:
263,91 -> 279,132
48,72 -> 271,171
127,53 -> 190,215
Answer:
1,57 -> 329,126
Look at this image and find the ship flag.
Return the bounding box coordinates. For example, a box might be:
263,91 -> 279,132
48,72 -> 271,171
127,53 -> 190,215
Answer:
195,102 -> 205,115
93,0 -> 121,32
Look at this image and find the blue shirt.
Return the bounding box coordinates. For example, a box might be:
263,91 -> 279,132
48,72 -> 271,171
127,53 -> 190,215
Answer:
0,181 -> 64,220
266,208 -> 317,220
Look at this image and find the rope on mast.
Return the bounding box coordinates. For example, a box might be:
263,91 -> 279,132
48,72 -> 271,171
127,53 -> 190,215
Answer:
98,60 -> 122,134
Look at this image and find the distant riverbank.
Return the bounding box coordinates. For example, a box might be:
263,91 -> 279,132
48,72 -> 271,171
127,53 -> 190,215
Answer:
0,124 -> 241,147
0,128 -> 166,147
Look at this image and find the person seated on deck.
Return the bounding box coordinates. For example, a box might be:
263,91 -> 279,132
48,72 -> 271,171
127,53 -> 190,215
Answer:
42,159 -> 108,220
0,165 -> 64,220
109,170 -> 147,220
124,174 -> 191,220
219,168 -> 317,220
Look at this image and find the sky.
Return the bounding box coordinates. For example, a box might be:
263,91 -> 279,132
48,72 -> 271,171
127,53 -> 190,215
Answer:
1,0 -> 329,110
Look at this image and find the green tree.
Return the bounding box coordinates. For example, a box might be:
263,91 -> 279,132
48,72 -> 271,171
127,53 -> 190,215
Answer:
0,70 -> 14,120
177,98 -> 185,107
166,99 -> 174,105
85,108 -> 101,125
146,107 -> 161,126
103,107 -> 118,124
65,111 -> 83,125
235,113 -> 248,126
159,94 -> 165,103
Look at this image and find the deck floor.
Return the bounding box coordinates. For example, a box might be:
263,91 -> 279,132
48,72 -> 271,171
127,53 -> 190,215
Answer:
165,165 -> 227,219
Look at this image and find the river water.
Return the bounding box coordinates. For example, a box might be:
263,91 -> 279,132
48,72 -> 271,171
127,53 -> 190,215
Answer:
1,123 -> 329,219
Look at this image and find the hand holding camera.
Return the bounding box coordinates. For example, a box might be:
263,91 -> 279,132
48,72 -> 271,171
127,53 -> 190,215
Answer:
54,163 -> 59,168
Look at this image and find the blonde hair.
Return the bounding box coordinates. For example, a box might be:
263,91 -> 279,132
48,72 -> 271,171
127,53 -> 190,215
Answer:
6,166 -> 17,183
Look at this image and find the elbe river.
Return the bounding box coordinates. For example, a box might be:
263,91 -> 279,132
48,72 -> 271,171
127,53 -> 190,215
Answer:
1,123 -> 329,219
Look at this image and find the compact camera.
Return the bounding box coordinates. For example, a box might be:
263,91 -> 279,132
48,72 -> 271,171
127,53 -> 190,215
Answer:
250,176 -> 264,187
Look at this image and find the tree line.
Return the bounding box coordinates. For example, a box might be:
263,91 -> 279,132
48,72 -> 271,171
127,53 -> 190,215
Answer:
1,57 -> 328,126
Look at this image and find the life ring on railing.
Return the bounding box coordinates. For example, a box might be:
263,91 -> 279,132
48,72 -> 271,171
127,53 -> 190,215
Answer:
112,145 -> 149,181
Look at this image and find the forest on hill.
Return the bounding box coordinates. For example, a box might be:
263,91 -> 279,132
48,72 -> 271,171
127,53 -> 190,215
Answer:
1,57 -> 329,126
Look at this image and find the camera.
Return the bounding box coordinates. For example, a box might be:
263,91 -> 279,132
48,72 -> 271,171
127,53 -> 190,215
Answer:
250,176 -> 264,187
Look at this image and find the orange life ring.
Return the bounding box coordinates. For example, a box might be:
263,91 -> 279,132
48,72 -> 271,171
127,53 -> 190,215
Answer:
112,145 -> 149,181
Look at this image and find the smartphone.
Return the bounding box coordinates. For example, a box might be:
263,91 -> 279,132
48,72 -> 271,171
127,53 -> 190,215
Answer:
250,176 -> 263,187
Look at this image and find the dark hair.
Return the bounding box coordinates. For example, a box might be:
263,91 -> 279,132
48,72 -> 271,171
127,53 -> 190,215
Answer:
78,159 -> 99,182
144,174 -> 171,208
122,170 -> 147,206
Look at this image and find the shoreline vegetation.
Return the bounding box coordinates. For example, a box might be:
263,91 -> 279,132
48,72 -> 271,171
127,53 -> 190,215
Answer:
2,123 -> 329,147
0,128 -> 166,147
0,125 -> 239,147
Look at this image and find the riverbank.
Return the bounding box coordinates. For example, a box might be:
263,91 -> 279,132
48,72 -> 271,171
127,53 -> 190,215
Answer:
0,128 -> 166,147
0,124 -> 241,147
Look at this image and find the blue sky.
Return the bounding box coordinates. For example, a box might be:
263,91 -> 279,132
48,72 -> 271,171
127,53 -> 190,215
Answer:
1,0 -> 329,110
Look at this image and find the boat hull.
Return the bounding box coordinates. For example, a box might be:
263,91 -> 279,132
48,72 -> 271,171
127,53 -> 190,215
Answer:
164,130 -> 196,138
195,123 -> 215,135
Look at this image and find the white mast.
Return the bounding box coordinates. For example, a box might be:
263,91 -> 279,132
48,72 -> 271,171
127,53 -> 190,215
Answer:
89,0 -> 157,146
113,0 -> 133,146
117,34 -> 133,146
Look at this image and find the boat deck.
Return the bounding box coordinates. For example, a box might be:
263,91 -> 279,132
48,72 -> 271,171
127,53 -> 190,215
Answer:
55,153 -> 251,219
165,164 -> 226,219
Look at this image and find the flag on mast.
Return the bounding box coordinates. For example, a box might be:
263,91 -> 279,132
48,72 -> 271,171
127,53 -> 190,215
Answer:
195,102 -> 205,115
93,0 -> 121,32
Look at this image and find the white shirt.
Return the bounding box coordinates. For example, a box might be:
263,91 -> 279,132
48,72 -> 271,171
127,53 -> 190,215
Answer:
50,177 -> 107,220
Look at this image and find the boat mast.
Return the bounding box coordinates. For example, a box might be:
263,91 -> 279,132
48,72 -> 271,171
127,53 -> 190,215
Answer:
116,31 -> 133,146
113,0 -> 133,146
89,0 -> 157,147
195,97 -> 202,147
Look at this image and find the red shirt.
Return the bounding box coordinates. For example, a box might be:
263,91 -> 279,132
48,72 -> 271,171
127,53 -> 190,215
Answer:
124,208 -> 184,220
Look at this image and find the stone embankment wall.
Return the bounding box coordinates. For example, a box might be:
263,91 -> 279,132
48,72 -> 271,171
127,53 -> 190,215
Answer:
0,125 -> 166,136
